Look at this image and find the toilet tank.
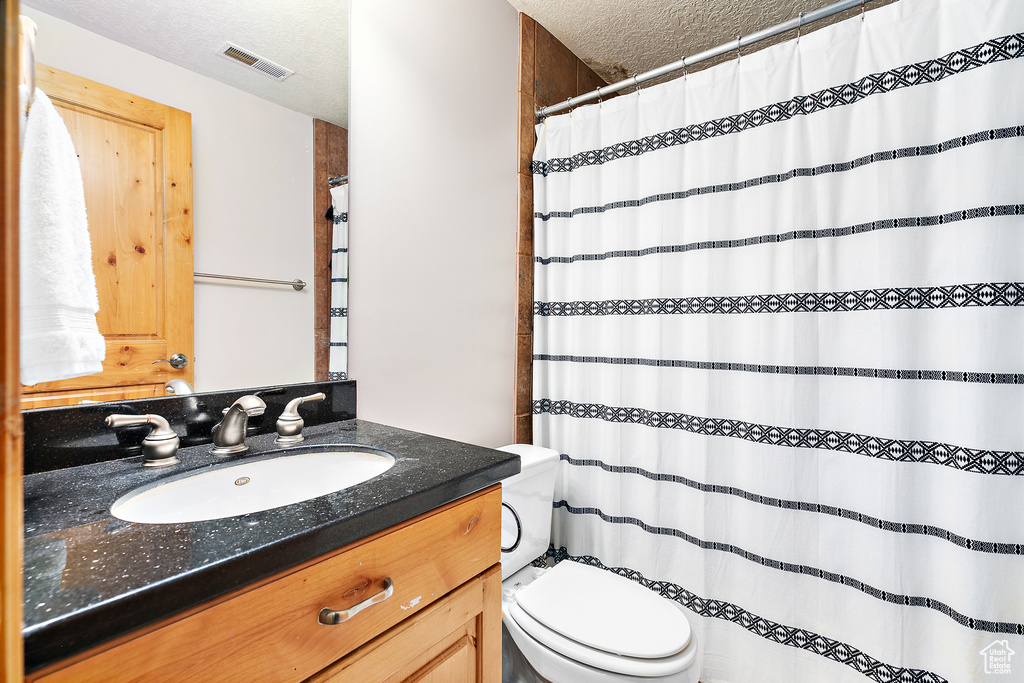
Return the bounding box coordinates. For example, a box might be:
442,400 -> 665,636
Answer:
496,444 -> 560,580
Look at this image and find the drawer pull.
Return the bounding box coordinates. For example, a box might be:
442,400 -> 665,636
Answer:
319,577 -> 394,625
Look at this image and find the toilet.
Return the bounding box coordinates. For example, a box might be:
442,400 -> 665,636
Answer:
496,444 -> 700,683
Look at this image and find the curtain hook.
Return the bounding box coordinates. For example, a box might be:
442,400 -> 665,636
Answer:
736,36 -> 742,62
861,0 -> 867,21
797,13 -> 803,42
632,73 -> 642,93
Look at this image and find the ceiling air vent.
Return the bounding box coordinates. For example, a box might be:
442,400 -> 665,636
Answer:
217,43 -> 294,81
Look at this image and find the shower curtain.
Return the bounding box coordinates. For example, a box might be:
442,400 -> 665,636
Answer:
532,0 -> 1024,681
328,184 -> 349,380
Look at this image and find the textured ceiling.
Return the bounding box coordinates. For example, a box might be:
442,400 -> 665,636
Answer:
506,0 -> 886,85
20,0 -> 893,129
22,0 -> 349,128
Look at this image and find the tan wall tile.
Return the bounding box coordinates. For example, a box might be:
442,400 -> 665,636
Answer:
519,91 -> 537,173
514,13 -> 606,442
514,413 -> 533,444
577,60 -> 607,98
534,23 -> 577,109
516,251 -> 533,336
517,172 -> 533,248
519,14 -> 535,96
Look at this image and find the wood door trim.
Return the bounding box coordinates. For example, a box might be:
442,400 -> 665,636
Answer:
35,65 -> 169,129
162,105 -> 194,387
1,2 -> 25,681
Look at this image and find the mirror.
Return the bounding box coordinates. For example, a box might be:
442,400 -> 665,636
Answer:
18,0 -> 348,407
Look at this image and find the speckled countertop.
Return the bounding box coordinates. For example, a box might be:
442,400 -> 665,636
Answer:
22,419 -> 519,671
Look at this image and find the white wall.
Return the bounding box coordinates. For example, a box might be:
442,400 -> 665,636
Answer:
22,7 -> 315,392
350,0 -> 519,446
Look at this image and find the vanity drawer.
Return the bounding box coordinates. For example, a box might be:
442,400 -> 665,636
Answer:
30,486 -> 501,683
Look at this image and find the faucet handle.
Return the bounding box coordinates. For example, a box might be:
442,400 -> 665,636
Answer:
275,392 -> 326,445
106,414 -> 180,467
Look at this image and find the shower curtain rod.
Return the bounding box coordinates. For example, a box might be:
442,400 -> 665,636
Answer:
536,0 -> 880,119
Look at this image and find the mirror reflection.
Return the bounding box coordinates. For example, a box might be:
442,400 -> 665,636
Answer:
17,0 -> 348,408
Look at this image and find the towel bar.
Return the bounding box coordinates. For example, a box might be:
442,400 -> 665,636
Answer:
194,272 -> 306,291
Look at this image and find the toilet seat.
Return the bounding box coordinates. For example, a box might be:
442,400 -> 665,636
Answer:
508,603 -> 698,677
505,561 -> 696,677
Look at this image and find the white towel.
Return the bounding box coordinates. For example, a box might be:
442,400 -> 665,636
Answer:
20,88 -> 106,386
18,84 -> 29,149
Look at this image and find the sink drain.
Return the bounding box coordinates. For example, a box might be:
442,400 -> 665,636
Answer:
234,476 -> 251,486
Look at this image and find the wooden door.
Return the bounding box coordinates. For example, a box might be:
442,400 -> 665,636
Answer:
20,65 -> 193,409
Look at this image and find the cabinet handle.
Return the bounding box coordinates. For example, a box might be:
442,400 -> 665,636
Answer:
318,577 -> 394,625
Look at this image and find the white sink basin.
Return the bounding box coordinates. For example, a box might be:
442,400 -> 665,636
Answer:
111,445 -> 395,524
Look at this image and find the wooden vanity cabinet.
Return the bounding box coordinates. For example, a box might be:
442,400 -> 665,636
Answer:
27,486 -> 503,683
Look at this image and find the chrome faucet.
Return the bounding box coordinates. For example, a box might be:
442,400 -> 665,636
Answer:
211,395 -> 266,455
106,413 -> 181,467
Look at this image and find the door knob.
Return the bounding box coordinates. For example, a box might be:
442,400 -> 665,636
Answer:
153,353 -> 189,369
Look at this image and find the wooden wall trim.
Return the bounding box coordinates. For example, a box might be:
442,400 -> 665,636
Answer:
313,119 -> 329,380
1,0 -> 25,680
313,119 -> 348,381
515,13 -> 607,443
514,14 -> 536,444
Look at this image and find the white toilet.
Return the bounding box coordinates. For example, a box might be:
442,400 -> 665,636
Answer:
496,444 -> 700,683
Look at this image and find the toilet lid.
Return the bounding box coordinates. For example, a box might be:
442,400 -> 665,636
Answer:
514,560 -> 691,659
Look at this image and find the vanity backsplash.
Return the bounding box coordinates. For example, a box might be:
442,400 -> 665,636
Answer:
22,380 -> 357,475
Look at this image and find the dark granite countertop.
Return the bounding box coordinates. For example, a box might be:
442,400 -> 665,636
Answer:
22,419 -> 519,671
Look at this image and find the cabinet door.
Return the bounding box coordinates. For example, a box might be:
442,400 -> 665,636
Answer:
308,565 -> 502,683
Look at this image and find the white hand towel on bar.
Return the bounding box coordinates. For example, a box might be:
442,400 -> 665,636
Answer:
20,88 -> 105,386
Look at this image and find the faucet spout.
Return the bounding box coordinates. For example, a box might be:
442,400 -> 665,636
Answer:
233,394 -> 267,416
211,395 -> 267,455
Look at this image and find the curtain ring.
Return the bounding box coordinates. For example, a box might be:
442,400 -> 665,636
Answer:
797,13 -> 803,41
736,36 -> 742,62
861,0 -> 867,20
632,73 -> 642,92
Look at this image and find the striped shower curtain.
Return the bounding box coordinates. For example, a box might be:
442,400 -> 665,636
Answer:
532,0 -> 1024,681
329,184 -> 349,380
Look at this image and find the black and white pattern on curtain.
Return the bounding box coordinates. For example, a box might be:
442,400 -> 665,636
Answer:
531,1 -> 1024,681
328,185 -> 348,380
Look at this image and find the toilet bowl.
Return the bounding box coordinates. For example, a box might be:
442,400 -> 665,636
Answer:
496,444 -> 700,683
